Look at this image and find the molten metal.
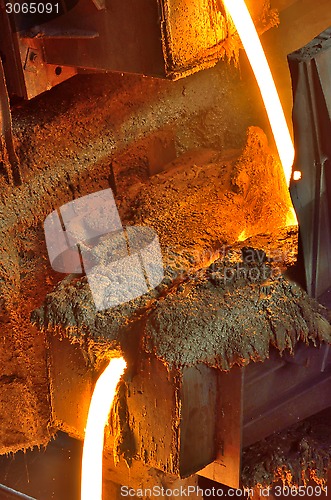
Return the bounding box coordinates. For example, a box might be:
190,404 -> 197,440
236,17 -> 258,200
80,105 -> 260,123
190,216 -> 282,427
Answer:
81,357 -> 127,500
223,0 -> 295,185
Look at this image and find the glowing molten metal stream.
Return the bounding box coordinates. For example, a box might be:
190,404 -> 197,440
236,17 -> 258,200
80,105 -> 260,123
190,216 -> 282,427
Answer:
81,357 -> 127,500
223,0 -> 295,185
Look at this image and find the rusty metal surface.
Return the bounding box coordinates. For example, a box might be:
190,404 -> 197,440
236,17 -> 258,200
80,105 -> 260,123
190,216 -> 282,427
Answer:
198,366 -> 243,489
0,0 -> 77,99
0,433 -> 82,499
0,0 -> 24,97
159,0 -> 227,78
1,0 -> 277,98
40,0 -> 228,78
37,0 -> 166,76
16,35 -> 77,99
6,0 -> 228,86
0,484 -> 36,500
180,365 -> 218,477
288,27 -> 331,299
243,344 -> 331,448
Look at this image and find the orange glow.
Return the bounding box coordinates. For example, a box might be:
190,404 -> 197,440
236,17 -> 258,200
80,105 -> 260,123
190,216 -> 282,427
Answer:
81,357 -> 126,500
286,206 -> 298,227
293,170 -> 302,181
223,0 -> 295,185
238,230 -> 247,242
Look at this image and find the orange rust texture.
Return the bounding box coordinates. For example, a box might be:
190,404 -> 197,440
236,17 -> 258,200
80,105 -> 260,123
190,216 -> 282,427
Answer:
0,0 -> 302,460
161,0 -> 228,74
126,127 -> 293,270
0,62 -> 253,455
160,0 -> 279,77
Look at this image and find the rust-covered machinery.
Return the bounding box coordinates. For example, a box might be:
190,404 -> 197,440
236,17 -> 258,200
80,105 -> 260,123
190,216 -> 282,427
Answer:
0,0 -> 232,184
0,0 -> 231,100
1,2 -> 331,498
0,0 -> 278,184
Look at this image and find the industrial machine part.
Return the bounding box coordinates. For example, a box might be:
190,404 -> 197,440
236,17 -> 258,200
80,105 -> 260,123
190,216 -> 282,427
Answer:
198,342 -> 331,487
243,343 -> 331,448
0,0 -> 229,184
0,6 -> 330,498
289,27 -> 331,301
0,0 -> 229,100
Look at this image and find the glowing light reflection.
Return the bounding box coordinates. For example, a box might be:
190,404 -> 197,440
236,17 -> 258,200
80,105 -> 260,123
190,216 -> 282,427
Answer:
293,170 -> 302,181
81,357 -> 126,500
223,0 -> 295,185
